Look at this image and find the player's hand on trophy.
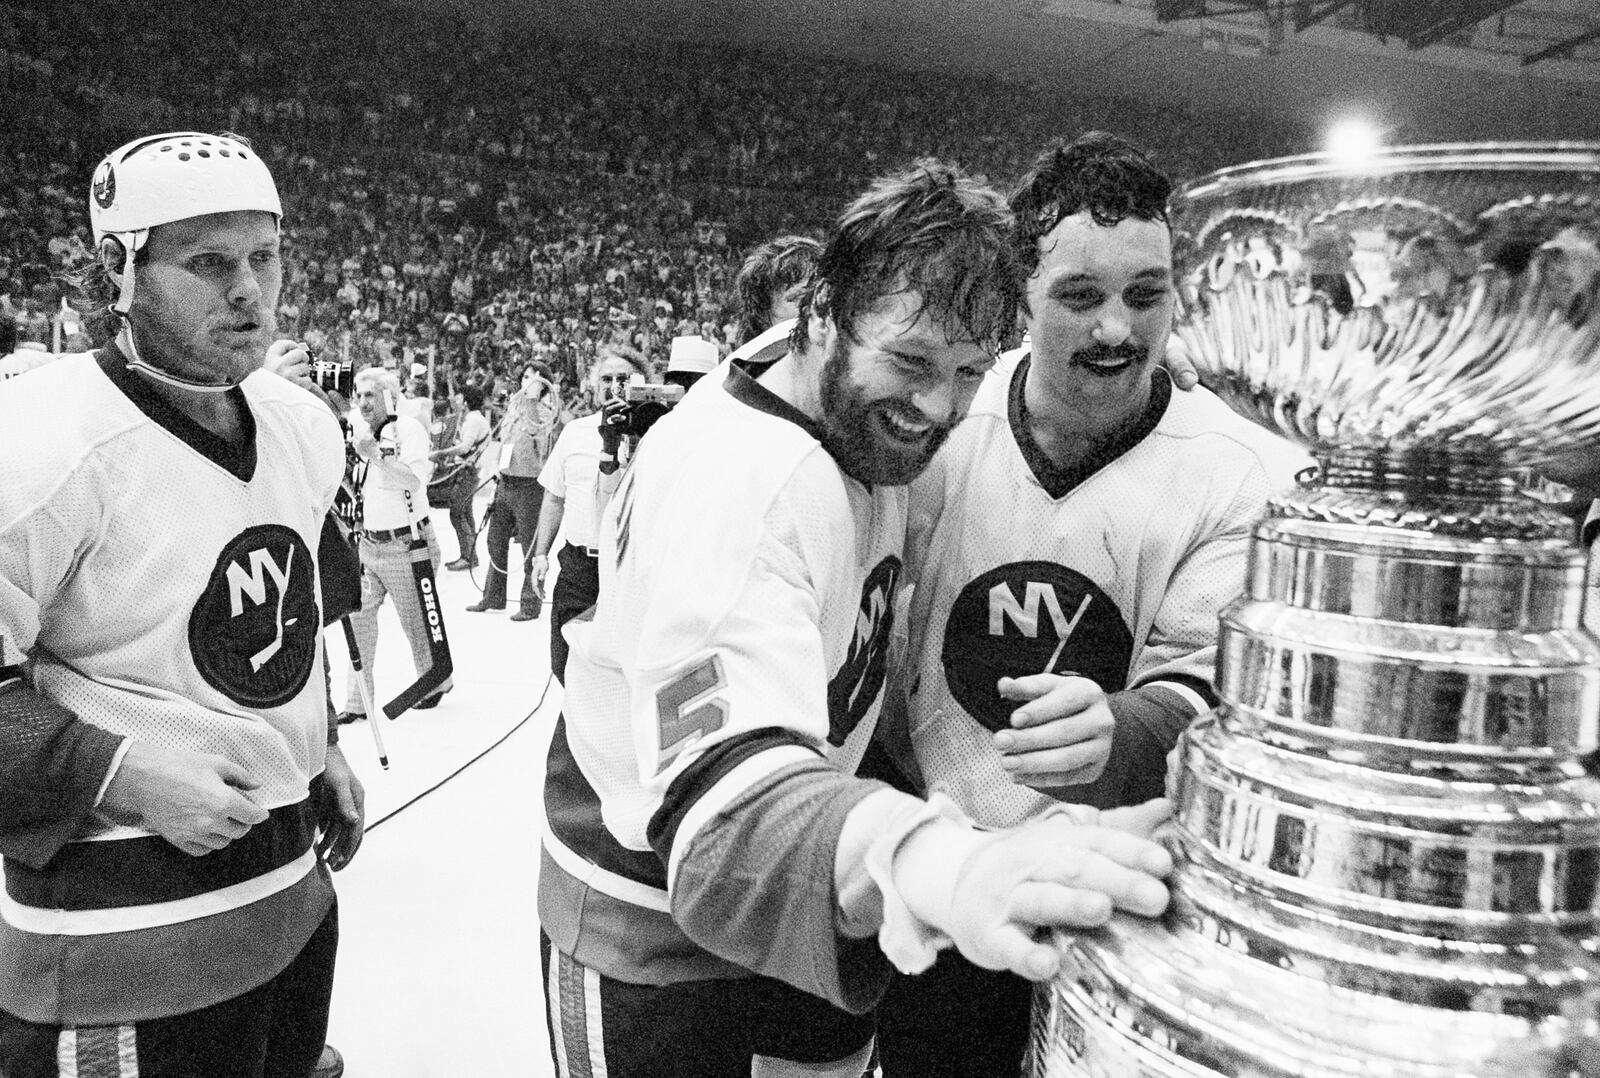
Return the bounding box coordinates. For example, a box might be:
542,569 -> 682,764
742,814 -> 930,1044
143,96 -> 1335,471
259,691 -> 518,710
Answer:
1162,333 -> 1198,391
892,799 -> 1173,982
100,742 -> 270,857
992,673 -> 1114,789
264,338 -> 313,389
315,743 -> 366,871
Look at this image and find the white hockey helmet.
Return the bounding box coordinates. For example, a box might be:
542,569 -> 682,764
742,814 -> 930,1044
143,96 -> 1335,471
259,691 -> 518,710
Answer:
89,132 -> 282,315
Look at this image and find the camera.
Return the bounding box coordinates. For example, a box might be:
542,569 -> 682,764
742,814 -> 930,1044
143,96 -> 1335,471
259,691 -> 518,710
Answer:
622,382 -> 685,438
310,350 -> 355,399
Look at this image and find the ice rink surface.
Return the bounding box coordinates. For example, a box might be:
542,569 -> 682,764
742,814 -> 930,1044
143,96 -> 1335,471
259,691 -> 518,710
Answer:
325,491 -> 561,1077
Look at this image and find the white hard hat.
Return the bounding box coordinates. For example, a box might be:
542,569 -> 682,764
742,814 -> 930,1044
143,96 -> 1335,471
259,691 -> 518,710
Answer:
90,132 -> 282,315
667,335 -> 718,377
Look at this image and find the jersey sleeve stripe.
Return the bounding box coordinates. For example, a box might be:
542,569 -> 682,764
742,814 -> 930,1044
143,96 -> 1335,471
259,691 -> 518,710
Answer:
647,728 -> 823,889
1133,673 -> 1218,715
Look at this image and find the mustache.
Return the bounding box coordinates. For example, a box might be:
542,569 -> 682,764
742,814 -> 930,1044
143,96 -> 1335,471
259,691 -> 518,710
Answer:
1071,342 -> 1146,368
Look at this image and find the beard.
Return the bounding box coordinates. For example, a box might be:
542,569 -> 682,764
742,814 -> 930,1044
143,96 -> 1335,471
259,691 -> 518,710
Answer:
816,335 -> 957,487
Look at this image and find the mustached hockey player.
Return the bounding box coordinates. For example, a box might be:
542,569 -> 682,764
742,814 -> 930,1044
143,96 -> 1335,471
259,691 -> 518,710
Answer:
0,132 -> 362,1078
875,131 -> 1312,1077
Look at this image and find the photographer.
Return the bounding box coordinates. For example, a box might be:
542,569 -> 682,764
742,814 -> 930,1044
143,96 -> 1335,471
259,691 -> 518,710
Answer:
532,351 -> 648,681
341,367 -> 452,721
468,362 -> 559,621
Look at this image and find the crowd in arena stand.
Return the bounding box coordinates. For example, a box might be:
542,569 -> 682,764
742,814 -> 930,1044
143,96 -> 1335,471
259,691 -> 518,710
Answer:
0,0 -> 1315,416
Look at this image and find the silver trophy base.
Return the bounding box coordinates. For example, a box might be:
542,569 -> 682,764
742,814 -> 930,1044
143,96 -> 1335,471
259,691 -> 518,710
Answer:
1034,499 -> 1600,1078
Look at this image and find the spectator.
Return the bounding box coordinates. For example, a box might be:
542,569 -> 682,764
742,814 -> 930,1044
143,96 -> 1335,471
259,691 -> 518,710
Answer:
468,361 -> 560,621
434,382 -> 492,569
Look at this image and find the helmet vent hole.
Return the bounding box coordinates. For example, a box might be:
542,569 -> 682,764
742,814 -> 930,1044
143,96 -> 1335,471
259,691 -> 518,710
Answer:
160,145 -> 173,152
197,150 -> 210,158
219,149 -> 231,157
178,152 -> 190,161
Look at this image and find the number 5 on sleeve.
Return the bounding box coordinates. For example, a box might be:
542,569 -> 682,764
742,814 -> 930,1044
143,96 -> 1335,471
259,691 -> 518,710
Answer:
654,655 -> 730,774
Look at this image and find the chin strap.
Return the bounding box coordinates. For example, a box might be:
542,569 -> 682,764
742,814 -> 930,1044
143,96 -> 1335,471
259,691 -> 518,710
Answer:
117,324 -> 240,394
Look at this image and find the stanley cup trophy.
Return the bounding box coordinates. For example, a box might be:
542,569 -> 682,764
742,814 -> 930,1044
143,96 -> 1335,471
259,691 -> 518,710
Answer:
1035,143 -> 1600,1077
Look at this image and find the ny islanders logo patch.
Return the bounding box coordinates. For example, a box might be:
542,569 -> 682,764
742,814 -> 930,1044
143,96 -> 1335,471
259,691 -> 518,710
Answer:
942,561 -> 1132,733
189,524 -> 321,707
92,161 -> 117,209
825,554 -> 902,746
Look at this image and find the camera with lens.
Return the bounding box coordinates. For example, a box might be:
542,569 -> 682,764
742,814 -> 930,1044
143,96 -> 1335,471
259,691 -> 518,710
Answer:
622,383 -> 685,439
309,350 -> 355,399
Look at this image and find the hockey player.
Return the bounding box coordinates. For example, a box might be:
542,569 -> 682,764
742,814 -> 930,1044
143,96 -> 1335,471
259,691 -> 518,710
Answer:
873,131 -> 1312,1077
0,132 -> 362,1077
540,159 -> 1176,1078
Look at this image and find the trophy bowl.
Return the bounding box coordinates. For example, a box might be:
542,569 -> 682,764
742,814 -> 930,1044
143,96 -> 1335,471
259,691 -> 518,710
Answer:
1173,143 -> 1600,537
1036,144 -> 1600,1078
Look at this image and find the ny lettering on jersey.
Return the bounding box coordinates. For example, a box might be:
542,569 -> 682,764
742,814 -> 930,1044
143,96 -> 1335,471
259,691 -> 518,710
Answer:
826,555 -> 902,747
189,524 -> 321,707
942,560 -> 1132,733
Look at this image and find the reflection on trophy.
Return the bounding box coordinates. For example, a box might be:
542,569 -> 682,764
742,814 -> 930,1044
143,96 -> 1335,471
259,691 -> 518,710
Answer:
1036,144 -> 1600,1077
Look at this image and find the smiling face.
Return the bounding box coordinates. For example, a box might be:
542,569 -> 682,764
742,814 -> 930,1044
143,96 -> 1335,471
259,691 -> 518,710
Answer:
1025,210 -> 1173,417
125,210 -> 281,387
816,288 -> 994,487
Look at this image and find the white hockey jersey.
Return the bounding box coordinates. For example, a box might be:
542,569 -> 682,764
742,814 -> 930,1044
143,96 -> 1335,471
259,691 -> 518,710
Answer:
897,354 -> 1309,827
0,349 -> 344,1023
541,364 -> 906,984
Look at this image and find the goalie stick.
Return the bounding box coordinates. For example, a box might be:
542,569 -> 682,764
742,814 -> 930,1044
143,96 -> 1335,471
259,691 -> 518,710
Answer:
383,533 -> 454,717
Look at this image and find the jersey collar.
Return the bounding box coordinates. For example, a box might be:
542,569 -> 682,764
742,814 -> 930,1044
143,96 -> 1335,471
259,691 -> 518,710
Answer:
97,343 -> 258,482
1008,354 -> 1170,499
723,359 -> 826,444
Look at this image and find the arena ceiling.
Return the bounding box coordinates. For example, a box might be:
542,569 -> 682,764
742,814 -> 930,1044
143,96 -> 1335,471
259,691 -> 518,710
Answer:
428,0 -> 1600,146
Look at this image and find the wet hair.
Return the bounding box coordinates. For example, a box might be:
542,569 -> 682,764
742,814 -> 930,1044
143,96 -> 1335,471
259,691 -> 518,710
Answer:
790,158 -> 1021,355
734,234 -> 821,344
1009,131 -> 1173,284
460,384 -> 486,411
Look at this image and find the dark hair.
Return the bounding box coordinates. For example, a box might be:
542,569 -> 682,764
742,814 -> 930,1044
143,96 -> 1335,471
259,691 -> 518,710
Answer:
735,235 -> 821,344
1009,131 -> 1173,284
0,310 -> 15,356
461,384 -> 486,411
790,159 -> 1021,356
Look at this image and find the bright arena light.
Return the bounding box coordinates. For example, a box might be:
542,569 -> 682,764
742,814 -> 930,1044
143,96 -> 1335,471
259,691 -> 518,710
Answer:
1325,118 -> 1383,162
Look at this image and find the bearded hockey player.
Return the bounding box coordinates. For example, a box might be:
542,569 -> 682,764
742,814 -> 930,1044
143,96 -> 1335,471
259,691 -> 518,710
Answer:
874,131 -> 1311,1077
0,132 -> 362,1078
539,159 -> 1177,1078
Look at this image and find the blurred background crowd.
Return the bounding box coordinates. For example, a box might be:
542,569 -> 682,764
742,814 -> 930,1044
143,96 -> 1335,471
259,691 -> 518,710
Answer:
0,0 -> 1319,416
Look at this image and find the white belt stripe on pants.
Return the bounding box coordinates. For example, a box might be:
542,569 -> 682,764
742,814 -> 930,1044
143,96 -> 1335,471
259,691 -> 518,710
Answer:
549,948 -> 608,1078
